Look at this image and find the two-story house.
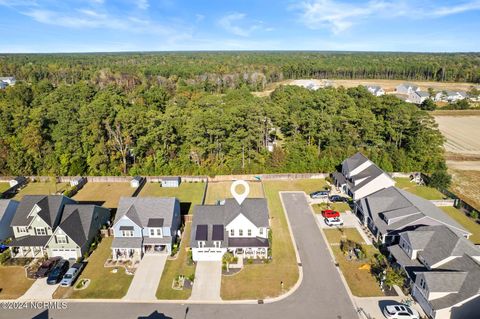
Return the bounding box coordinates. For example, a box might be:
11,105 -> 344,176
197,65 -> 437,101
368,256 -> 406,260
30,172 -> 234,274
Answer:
9,195 -> 76,258
332,152 -> 395,201
364,85 -> 385,96
396,83 -> 420,95
408,91 -> 430,104
111,197 -> 181,261
190,198 -> 270,262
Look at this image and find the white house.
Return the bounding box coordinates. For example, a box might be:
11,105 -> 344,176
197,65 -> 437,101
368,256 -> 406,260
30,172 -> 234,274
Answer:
0,77 -> 16,86
396,83 -> 420,95
9,176 -> 27,188
190,198 -> 270,261
434,91 -> 468,103
0,82 -> 6,90
70,176 -> 86,188
408,91 -> 430,104
290,79 -> 321,90
364,85 -> 385,96
332,152 -> 395,201
161,177 -> 181,188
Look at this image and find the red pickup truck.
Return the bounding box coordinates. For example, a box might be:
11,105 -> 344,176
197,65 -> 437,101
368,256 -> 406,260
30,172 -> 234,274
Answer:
321,209 -> 340,219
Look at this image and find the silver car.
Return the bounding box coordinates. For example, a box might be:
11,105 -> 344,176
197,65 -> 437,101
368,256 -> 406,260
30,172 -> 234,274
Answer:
60,263 -> 84,287
383,304 -> 419,319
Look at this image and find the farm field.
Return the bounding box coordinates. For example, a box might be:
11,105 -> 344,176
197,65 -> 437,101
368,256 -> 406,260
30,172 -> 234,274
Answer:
449,170 -> 480,212
434,116 -> 480,158
13,182 -> 68,200
139,182 -> 205,214
204,181 -> 264,204
73,183 -> 135,208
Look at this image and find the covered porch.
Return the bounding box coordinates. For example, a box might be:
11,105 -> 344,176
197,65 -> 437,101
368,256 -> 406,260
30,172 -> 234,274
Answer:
228,237 -> 269,259
143,237 -> 171,255
111,237 -> 143,261
8,235 -> 50,259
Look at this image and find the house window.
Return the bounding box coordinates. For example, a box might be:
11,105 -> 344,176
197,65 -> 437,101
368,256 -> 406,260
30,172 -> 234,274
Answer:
239,229 -> 243,236
214,241 -> 221,248
17,227 -> 27,233
247,229 -> 252,236
149,228 -> 162,237
230,229 -> 234,236
259,228 -> 263,235
35,227 -> 47,236
198,241 -> 205,248
122,230 -> 134,237
56,235 -> 68,244
150,229 -> 155,236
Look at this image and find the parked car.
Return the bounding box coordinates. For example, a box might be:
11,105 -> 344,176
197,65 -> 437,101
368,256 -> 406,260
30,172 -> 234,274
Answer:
324,217 -> 344,227
34,257 -> 61,279
60,263 -> 85,287
310,190 -> 330,199
322,209 -> 340,219
329,195 -> 347,202
383,304 -> 419,319
47,259 -> 70,285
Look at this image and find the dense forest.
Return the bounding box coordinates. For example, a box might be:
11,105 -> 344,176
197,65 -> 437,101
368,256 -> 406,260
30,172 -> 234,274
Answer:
1,52 -> 479,94
0,76 -> 446,176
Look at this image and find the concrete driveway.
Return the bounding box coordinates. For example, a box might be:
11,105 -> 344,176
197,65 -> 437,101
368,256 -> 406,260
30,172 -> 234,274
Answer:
18,278 -> 58,300
123,254 -> 167,301
317,210 -> 372,245
190,261 -> 222,301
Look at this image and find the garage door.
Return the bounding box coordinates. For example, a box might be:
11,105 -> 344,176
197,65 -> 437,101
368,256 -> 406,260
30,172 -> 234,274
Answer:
50,248 -> 78,260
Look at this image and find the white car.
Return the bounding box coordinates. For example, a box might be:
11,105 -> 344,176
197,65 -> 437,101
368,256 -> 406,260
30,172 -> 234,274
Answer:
383,304 -> 419,319
324,217 -> 344,227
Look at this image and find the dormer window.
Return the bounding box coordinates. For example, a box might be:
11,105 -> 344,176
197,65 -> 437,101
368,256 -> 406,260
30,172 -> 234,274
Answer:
17,227 -> 27,233
149,228 -> 162,237
35,227 -> 47,236
56,235 -> 68,244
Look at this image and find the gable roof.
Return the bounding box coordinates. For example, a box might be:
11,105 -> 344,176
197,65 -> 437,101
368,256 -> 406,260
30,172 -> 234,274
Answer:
351,164 -> 390,192
10,195 -> 76,227
343,152 -> 370,173
115,197 -> 178,228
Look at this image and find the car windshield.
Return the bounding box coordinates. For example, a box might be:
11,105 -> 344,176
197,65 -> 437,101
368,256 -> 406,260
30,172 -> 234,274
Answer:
64,274 -> 72,279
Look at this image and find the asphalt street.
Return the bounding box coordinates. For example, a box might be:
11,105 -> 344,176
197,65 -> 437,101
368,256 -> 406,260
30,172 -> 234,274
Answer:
1,192 -> 358,319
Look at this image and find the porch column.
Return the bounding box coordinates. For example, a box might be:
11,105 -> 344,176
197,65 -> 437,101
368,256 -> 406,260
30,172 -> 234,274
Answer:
20,247 -> 24,257
40,247 -> 44,257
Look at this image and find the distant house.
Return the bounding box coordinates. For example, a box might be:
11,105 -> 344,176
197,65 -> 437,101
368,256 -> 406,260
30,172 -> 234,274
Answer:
111,197 -> 181,261
0,77 -> 16,86
408,91 -> 430,104
434,91 -> 468,103
396,83 -> 420,95
161,177 -> 181,188
364,85 -> 385,96
332,152 -> 395,201
70,177 -> 86,188
130,176 -> 144,188
0,200 -> 19,241
0,81 -> 6,90
290,79 -> 321,90
9,176 -> 27,188
190,198 -> 270,261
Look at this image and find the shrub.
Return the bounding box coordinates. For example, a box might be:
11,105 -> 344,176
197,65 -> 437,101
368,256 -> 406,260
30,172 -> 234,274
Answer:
188,273 -> 195,282
246,258 -> 253,264
470,210 -> 479,220
0,250 -> 11,265
427,170 -> 451,189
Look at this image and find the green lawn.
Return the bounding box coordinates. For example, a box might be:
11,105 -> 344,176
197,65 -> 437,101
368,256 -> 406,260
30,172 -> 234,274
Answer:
73,182 -> 136,208
0,183 -> 10,194
312,202 -> 351,213
0,266 -> 34,299
221,179 -> 326,300
13,182 -> 69,200
56,237 -> 133,299
140,182 -> 206,214
156,222 -> 196,300
441,207 -> 480,244
394,178 -> 445,200
204,181 -> 264,205
323,228 -> 383,297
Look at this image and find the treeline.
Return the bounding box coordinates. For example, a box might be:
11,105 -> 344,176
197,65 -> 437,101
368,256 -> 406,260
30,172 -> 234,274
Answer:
1,52 -> 479,93
0,81 -> 446,176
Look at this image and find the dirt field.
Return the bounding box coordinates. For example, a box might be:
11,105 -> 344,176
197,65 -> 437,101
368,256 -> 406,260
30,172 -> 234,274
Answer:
449,169 -> 480,210
434,116 -> 480,158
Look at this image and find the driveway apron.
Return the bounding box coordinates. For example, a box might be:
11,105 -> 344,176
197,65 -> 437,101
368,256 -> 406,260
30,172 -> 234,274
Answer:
123,254 -> 167,301
18,278 -> 58,300
190,260 -> 222,301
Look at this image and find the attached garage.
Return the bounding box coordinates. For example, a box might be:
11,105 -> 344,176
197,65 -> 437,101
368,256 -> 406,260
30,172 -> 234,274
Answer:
50,248 -> 79,260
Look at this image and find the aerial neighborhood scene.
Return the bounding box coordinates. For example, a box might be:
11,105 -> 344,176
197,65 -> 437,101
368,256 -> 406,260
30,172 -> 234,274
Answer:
1,1 -> 480,319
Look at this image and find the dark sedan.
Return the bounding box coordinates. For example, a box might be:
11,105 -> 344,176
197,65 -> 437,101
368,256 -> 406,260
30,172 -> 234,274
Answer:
34,257 -> 61,279
46,259 -> 70,285
329,195 -> 348,202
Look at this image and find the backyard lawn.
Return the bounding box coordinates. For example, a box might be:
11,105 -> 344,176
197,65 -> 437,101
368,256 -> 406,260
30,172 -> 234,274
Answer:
73,182 -> 135,208
205,181 -> 264,204
221,179 -> 326,300
0,183 -> 10,193
441,207 -> 480,244
394,178 -> 445,200
13,182 -> 68,200
312,202 -> 351,213
140,182 -> 206,214
0,266 -> 34,299
54,237 -> 133,299
156,222 -> 196,300
323,228 -> 383,297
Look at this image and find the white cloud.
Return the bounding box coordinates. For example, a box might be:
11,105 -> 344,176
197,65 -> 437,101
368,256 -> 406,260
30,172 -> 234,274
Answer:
432,1 -> 480,17
195,14 -> 205,22
218,12 -> 272,37
136,0 -> 149,10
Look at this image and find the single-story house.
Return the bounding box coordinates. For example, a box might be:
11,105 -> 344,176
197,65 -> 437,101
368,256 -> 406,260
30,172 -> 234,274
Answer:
364,85 -> 385,96
190,198 -> 270,261
161,177 -> 181,188
130,176 -> 144,188
111,197 -> 181,261
9,176 -> 27,188
0,200 -> 19,241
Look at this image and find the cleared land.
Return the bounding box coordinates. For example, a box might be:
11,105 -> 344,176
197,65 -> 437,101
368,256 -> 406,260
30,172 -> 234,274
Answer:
0,266 -> 34,299
441,207 -> 480,245
54,237 -> 133,299
156,222 -> 195,300
221,179 -> 326,300
73,182 -> 135,208
13,182 -> 68,200
204,181 -> 264,205
323,228 -> 383,297
434,116 -> 480,157
394,178 -> 445,200
140,182 -> 206,214
449,170 -> 480,211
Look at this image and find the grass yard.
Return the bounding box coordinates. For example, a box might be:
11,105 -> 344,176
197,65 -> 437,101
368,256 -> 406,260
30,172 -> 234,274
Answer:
205,181 -> 264,204
54,237 -> 133,299
312,202 -> 351,213
323,228 -> 383,297
140,182 -> 206,214
441,207 -> 480,244
156,222 -> 196,300
221,178 -> 326,300
0,183 -> 10,193
73,182 -> 135,208
0,266 -> 34,299
394,178 -> 445,200
13,182 -> 68,200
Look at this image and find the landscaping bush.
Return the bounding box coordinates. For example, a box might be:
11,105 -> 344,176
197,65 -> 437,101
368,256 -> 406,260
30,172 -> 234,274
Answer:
427,170 -> 452,189
470,210 -> 479,220
187,273 -> 195,282
171,243 -> 179,256
0,250 -> 11,265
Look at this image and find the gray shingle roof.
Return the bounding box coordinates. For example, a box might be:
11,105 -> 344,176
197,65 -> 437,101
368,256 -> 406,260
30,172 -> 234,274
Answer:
111,237 -> 142,249
10,195 -> 76,227
115,197 -> 178,228
403,230 -> 435,249
228,237 -> 269,247
422,271 -> 468,292
343,152 -> 370,173
8,235 -> 50,247
0,199 -> 18,220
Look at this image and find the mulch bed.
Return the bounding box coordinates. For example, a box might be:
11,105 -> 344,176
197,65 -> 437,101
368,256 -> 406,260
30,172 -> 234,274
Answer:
222,268 -> 242,276
383,286 -> 398,296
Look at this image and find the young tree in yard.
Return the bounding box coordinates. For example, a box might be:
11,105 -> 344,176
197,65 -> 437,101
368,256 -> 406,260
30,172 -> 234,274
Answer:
384,267 -> 405,289
420,98 -> 436,111
428,170 -> 452,189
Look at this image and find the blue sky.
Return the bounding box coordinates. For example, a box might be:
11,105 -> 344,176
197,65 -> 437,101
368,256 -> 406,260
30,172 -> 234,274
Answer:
0,0 -> 479,52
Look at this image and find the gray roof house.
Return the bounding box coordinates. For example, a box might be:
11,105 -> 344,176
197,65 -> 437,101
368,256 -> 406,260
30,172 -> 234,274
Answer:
190,198 -> 270,261
396,83 -> 420,95
356,187 -> 470,244
46,205 -> 110,260
0,199 -> 19,241
332,152 -> 395,200
111,197 -> 181,260
364,85 -> 385,96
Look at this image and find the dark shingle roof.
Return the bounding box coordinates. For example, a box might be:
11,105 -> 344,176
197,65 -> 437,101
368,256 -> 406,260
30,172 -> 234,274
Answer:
11,195 -> 76,227
147,218 -> 164,227
343,152 -> 370,173
115,197 -> 177,228
228,237 -> 269,247
8,235 -> 50,247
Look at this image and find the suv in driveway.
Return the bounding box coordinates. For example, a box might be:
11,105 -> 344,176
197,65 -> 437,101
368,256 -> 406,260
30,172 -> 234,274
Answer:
60,263 -> 85,287
47,259 -> 70,285
34,257 -> 61,279
310,190 -> 330,199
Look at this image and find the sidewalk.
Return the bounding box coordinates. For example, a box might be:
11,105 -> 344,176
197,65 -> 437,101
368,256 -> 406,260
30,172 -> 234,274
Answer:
355,296 -> 426,319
